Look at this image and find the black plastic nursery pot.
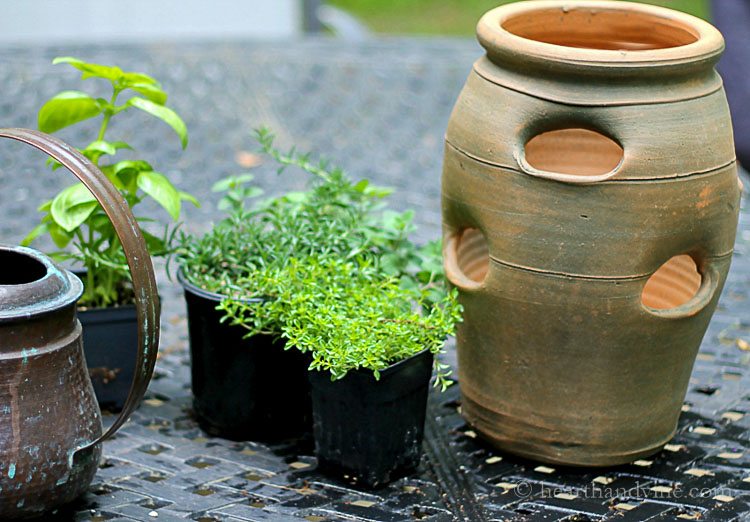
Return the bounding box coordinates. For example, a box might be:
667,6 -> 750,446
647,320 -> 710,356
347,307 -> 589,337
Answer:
71,269 -> 140,411
79,303 -> 139,411
308,348 -> 434,489
178,268 -> 312,442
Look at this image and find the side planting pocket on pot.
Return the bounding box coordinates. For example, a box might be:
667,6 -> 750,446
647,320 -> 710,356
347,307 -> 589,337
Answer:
443,227 -> 489,291
641,253 -> 725,319
518,127 -> 624,184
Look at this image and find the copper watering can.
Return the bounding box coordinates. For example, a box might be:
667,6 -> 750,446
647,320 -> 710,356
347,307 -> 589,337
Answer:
0,129 -> 159,519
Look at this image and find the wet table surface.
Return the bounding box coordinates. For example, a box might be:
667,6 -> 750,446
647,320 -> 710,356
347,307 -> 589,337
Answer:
0,38 -> 749,521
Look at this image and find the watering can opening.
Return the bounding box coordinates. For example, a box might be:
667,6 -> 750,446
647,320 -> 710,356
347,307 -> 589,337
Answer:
0,244 -> 82,321
0,248 -> 48,285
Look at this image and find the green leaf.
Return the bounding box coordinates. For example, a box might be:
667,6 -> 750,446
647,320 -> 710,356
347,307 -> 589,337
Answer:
365,184 -> 394,197
51,201 -> 99,233
244,187 -> 264,198
84,140 -> 116,156
127,83 -> 167,105
82,141 -> 134,165
21,222 -> 49,246
48,222 -> 73,249
38,91 -> 101,133
179,190 -> 201,208
83,140 -> 133,156
37,200 -> 52,212
50,183 -> 98,232
97,166 -> 125,191
399,275 -> 419,293
211,173 -> 255,192
217,198 -> 233,211
89,213 -> 114,231
48,252 -> 74,263
126,97 -> 188,148
400,209 -> 415,225
55,182 -> 97,207
137,170 -> 181,221
284,192 -> 308,203
378,253 -> 403,276
353,179 -> 369,192
46,157 -> 64,171
114,160 -> 152,175
141,230 -> 168,254
53,57 -> 123,83
121,72 -> 158,85
113,160 -> 152,192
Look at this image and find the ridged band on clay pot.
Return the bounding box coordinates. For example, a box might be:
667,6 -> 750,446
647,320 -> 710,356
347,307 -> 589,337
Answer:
441,0 -> 742,466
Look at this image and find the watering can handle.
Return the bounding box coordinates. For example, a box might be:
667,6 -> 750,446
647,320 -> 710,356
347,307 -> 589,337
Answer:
0,128 -> 159,450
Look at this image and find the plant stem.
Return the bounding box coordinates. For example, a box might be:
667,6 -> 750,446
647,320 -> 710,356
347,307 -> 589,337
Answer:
87,86 -> 123,306
96,114 -> 110,144
86,217 -> 99,277
77,228 -> 95,303
96,89 -> 120,146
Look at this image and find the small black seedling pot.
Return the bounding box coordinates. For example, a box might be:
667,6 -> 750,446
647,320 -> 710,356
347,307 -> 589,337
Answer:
179,269 -> 312,441
308,348 -> 434,488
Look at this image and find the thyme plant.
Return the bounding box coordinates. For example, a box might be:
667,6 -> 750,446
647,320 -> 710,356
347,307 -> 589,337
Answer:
218,257 -> 461,390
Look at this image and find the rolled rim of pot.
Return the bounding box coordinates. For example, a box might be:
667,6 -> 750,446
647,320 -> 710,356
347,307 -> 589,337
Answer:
477,0 -> 724,79
176,266 -> 265,304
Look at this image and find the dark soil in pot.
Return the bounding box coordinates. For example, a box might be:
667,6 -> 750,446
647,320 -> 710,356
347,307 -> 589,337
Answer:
308,348 -> 434,489
178,268 -> 312,442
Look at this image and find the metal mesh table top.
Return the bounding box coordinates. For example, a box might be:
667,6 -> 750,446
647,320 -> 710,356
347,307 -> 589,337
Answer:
0,38 -> 748,521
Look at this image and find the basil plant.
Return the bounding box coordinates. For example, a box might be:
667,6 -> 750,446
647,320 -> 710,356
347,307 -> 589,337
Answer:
23,57 -> 198,308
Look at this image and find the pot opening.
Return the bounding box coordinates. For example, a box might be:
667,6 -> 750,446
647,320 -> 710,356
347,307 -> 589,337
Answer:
501,7 -> 699,51
642,255 -> 701,310
524,128 -> 623,178
450,228 -> 489,286
0,250 -> 48,285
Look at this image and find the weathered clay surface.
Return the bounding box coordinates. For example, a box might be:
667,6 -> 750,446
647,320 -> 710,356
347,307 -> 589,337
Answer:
442,0 -> 742,466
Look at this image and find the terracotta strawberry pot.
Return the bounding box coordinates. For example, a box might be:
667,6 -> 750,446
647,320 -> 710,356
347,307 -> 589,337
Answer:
442,0 -> 742,466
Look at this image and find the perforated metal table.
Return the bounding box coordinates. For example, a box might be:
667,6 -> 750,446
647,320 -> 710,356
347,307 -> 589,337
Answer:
0,39 -> 748,521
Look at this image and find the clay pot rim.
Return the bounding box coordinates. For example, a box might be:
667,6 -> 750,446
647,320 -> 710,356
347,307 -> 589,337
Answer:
477,0 -> 723,74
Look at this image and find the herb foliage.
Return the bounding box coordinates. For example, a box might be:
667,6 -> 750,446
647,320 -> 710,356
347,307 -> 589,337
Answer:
23,57 -> 198,307
180,128 -> 445,304
178,128 -> 460,387
218,257 -> 460,390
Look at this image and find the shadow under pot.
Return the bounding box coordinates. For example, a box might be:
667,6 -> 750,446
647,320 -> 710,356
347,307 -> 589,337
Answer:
178,268 -> 312,442
308,349 -> 433,489
74,270 -> 139,412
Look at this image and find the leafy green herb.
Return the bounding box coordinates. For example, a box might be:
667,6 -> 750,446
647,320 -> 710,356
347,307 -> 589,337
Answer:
24,57 -> 198,307
179,128 -> 446,307
178,128 -> 459,386
218,257 -> 461,390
